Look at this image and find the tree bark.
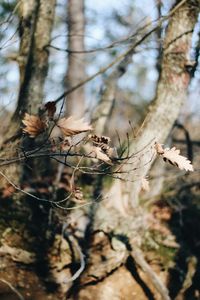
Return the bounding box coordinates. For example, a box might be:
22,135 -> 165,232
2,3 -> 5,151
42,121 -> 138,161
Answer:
0,1 -> 58,299
110,0 -> 200,208
65,0 -> 86,117
0,0 -> 56,183
13,0 -> 56,119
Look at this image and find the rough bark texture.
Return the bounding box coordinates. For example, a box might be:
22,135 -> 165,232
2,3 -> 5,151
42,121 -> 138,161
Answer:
65,0 -> 85,117
14,0 -> 56,119
110,0 -> 200,208
0,1 -> 57,299
17,0 -> 38,86
133,1 -> 198,151
0,0 -> 56,185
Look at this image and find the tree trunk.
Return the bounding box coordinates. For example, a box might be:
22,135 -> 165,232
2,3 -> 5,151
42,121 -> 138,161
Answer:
0,1 -> 57,299
14,0 -> 56,119
109,0 -> 200,208
0,0 -> 56,184
71,1 -> 199,299
65,0 -> 86,117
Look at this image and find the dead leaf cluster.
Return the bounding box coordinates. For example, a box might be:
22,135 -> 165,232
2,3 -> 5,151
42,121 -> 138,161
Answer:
89,134 -> 118,164
57,116 -> 92,137
22,112 -> 92,139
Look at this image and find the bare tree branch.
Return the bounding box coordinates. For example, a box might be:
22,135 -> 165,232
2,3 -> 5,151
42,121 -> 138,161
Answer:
0,278 -> 24,300
52,1 -> 186,106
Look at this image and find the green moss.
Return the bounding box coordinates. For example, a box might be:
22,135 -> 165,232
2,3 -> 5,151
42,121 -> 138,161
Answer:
142,231 -> 178,271
158,244 -> 177,269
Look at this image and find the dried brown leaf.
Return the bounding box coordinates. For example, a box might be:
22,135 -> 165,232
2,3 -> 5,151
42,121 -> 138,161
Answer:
22,113 -> 46,137
89,134 -> 117,160
1,184 -> 15,198
106,146 -> 118,159
92,146 -> 112,164
44,101 -> 57,119
163,147 -> 194,171
155,142 -> 193,172
154,142 -> 164,154
89,134 -> 111,145
57,116 -> 92,137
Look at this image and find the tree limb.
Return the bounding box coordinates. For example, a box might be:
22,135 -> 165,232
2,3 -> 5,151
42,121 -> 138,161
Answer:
130,246 -> 171,300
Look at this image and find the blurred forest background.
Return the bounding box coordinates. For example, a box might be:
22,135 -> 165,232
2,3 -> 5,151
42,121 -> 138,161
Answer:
0,0 -> 200,299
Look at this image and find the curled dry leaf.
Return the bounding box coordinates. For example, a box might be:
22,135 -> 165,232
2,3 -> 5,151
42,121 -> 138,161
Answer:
92,146 -> 112,164
155,142 -> 194,172
22,113 -> 46,137
89,134 -> 111,146
163,147 -> 194,171
154,142 -> 164,154
57,116 -> 92,137
105,146 -> 118,159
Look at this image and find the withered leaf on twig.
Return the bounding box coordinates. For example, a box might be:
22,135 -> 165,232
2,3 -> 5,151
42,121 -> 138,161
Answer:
89,134 -> 111,146
44,101 -> 57,119
155,142 -> 194,172
57,116 -> 92,137
89,134 -> 118,161
154,142 -> 164,155
22,113 -> 47,137
92,146 -> 112,164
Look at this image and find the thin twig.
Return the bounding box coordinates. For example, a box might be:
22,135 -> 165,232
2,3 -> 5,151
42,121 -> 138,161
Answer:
50,0 -> 187,105
62,232 -> 85,283
0,169 -> 72,205
0,278 -> 24,300
52,28 -> 156,104
47,0 -> 186,56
